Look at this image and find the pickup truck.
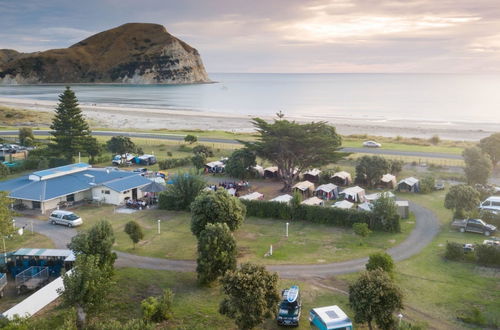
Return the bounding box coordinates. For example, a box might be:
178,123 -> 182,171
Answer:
451,218 -> 497,236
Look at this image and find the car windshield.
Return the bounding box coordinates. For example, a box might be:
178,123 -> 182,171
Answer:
63,214 -> 79,221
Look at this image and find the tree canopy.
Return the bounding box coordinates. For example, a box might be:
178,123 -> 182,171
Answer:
191,190 -> 246,238
366,252 -> 395,275
18,127 -> 35,146
124,221 -> 144,249
192,145 -> 214,157
242,116 -> 344,191
372,193 -> 400,233
463,147 -> 492,185
444,184 -> 481,218
225,148 -> 256,179
158,172 -> 207,211
219,263 -> 281,330
419,175 -> 436,194
106,136 -> 136,156
191,153 -> 206,170
349,269 -> 403,330
50,87 -> 95,161
355,155 -> 390,188
479,132 -> 500,167
184,134 -> 198,144
196,223 -> 237,285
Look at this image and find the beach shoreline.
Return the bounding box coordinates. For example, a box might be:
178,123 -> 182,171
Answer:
0,96 -> 495,141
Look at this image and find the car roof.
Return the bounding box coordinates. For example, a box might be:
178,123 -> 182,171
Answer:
51,210 -> 76,215
485,196 -> 500,201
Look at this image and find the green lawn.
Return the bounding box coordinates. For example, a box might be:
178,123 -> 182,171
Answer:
342,139 -> 465,155
4,231 -> 54,253
74,205 -> 414,265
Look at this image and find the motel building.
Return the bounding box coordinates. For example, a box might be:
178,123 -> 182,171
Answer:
0,163 -> 151,213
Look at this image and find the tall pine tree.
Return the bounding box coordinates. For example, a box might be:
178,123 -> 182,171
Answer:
50,87 -> 94,161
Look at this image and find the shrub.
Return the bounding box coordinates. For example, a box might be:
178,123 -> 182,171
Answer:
475,244 -> 500,267
184,134 -> 198,144
158,157 -> 192,170
444,242 -> 464,261
366,252 -> 395,274
419,175 -> 435,194
192,145 -> 214,157
141,289 -> 174,323
428,134 -> 440,145
158,172 -> 206,211
353,223 -> 371,237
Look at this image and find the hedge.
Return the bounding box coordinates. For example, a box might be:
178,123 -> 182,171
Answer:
239,199 -> 397,232
445,241 -> 500,267
158,157 -> 192,170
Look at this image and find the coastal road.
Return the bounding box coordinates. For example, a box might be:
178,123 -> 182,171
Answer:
0,129 -> 463,160
14,201 -> 440,278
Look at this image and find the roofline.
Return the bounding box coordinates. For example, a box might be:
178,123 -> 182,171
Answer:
9,187 -> 91,202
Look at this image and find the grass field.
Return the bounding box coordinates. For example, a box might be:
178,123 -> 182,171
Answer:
3,230 -> 54,253
72,205 -> 414,265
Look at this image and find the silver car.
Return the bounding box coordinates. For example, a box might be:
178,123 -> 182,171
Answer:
363,140 -> 382,148
49,210 -> 83,227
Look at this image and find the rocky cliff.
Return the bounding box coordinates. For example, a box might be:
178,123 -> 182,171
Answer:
0,23 -> 210,84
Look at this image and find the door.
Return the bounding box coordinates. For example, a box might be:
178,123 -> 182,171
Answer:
132,188 -> 137,200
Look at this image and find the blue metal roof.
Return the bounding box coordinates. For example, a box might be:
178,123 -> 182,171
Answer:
0,166 -> 150,201
31,163 -> 89,179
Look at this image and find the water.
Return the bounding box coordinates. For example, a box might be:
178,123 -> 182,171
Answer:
1,73 -> 500,124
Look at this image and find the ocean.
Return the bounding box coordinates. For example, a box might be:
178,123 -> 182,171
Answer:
0,73 -> 500,125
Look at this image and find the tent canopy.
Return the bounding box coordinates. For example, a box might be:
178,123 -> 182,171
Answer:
140,181 -> 166,193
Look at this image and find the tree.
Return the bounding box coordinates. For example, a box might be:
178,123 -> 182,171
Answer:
50,87 -> 93,161
349,269 -> 403,330
389,159 -> 404,175
353,223 -> 371,238
60,254 -> 114,328
83,136 -> 102,164
0,192 -> 16,238
191,153 -> 206,170
192,145 -> 214,157
444,184 -> 480,218
124,221 -> 144,249
197,223 -> 237,285
106,136 -> 136,162
219,263 -> 281,330
18,127 -> 35,146
191,190 -> 246,238
366,252 -> 395,275
479,132 -> 500,167
184,134 -> 198,144
68,220 -> 117,269
372,193 -> 400,232
463,147 -> 492,185
355,156 -> 390,187
225,148 -> 256,179
158,172 -> 207,211
141,289 -> 174,323
242,116 -> 344,192
0,163 -> 9,178
419,175 -> 436,194
428,134 -> 440,145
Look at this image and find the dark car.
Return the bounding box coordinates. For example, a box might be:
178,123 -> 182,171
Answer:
451,218 -> 497,236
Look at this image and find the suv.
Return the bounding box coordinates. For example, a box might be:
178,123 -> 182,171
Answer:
49,210 -> 83,227
277,285 -> 301,326
479,196 -> 500,214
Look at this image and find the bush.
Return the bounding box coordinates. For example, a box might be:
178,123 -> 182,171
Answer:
353,223 -> 371,237
141,289 -> 174,323
158,157 -> 192,170
192,145 -> 214,157
475,244 -> 500,267
419,175 -> 435,194
444,242 -> 464,261
158,172 -> 207,211
366,252 -> 395,274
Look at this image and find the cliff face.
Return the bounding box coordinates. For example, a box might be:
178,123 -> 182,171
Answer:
0,23 -> 210,84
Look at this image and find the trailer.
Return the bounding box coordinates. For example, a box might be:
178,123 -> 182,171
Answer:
0,273 -> 7,298
15,266 -> 49,294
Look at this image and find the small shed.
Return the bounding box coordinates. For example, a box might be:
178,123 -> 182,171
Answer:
365,191 -> 395,203
301,196 -> 324,206
380,173 -> 397,189
340,186 -> 366,203
331,171 -> 352,186
303,169 -> 321,183
397,177 -> 420,192
395,200 -> 410,219
264,166 -> 279,179
292,180 -> 315,197
332,200 -> 354,209
239,192 -> 264,201
270,194 -> 293,204
205,161 -> 225,174
315,183 -> 339,200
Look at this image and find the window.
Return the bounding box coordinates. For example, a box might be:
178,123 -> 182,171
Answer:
66,194 -> 75,202
492,201 -> 500,207
101,190 -> 111,195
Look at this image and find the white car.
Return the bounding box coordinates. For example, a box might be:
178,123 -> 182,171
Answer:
479,196 -> 500,215
49,210 -> 83,227
363,140 -> 382,148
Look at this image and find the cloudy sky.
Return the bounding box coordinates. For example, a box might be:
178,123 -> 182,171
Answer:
1,0 -> 499,73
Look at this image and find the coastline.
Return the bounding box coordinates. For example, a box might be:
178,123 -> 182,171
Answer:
0,96 -> 495,141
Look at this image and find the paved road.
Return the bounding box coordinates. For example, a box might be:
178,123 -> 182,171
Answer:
14,201 -> 440,278
0,129 -> 462,160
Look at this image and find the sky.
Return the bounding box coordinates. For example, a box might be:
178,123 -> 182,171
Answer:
1,0 -> 500,73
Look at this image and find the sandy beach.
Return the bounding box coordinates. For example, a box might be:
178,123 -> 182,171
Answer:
0,96 -> 496,141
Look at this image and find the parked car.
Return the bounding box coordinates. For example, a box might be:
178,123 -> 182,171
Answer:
112,153 -> 134,166
309,305 -> 353,330
451,218 -> 496,236
362,140 -> 381,148
434,181 -> 445,190
277,285 -> 301,326
49,210 -> 83,227
479,196 -> 500,214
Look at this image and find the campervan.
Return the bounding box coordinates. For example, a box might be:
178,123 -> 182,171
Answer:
309,305 -> 353,330
480,196 -> 500,214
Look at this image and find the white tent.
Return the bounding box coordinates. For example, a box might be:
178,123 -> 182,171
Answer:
397,177 -> 420,192
293,180 -> 315,196
239,192 -> 264,201
332,200 -> 354,209
340,186 -> 366,203
301,196 -> 324,206
365,191 -> 395,202
264,166 -> 279,178
315,183 -> 339,200
331,171 -> 352,186
270,194 -> 293,203
303,168 -> 322,182
380,173 -> 397,188
358,202 -> 373,212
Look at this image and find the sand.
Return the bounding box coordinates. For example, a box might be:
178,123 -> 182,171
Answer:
0,96 -> 496,141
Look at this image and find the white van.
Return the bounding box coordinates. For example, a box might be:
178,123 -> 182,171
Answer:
49,210 -> 83,227
479,196 -> 500,214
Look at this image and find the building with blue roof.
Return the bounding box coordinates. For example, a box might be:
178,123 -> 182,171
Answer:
0,163 -> 151,213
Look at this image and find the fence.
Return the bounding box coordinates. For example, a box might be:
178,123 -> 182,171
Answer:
15,266 -> 49,292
